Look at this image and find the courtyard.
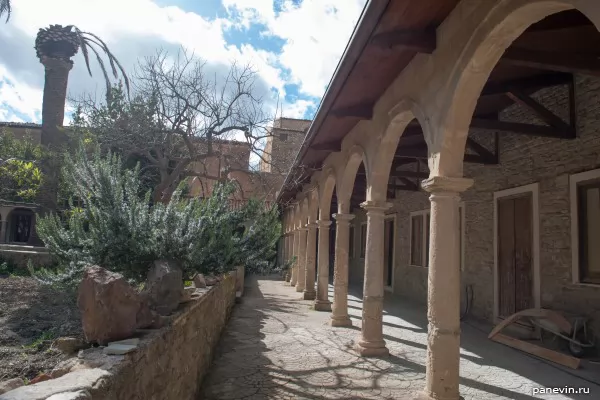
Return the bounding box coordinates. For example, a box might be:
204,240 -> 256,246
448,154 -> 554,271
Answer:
201,276 -> 600,400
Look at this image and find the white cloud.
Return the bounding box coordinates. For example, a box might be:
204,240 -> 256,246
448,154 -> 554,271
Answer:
224,0 -> 367,97
0,65 -> 43,122
0,0 -> 365,124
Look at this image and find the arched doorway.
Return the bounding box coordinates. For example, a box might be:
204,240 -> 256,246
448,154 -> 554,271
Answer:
6,208 -> 35,244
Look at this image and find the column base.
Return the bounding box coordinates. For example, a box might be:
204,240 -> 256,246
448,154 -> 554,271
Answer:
355,341 -> 389,357
313,301 -> 332,312
330,317 -> 352,327
295,285 -> 305,293
303,290 -> 316,300
414,392 -> 463,400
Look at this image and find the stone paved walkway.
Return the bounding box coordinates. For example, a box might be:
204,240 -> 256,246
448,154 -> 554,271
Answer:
200,276 -> 600,399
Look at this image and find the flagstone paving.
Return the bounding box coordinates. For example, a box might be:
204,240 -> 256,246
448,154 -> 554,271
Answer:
200,276 -> 600,399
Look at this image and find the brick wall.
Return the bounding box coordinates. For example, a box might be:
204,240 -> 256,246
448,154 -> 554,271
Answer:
347,74 -> 600,334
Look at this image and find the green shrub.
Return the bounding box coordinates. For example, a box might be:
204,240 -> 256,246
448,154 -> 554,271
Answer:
35,146 -> 282,283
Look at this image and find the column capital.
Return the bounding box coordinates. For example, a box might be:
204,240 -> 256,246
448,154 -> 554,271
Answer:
333,213 -> 355,222
317,220 -> 333,228
421,176 -> 473,194
360,201 -> 392,213
305,222 -> 318,229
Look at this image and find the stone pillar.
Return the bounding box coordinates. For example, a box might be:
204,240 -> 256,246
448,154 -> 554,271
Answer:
290,229 -> 299,287
296,227 -> 308,293
418,176 -> 473,400
284,233 -> 292,282
315,219 -> 333,311
330,213 -> 354,327
39,57 -> 74,213
303,222 -> 318,300
355,201 -> 391,356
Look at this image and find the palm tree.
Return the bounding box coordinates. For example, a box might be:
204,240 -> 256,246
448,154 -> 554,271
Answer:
35,24 -> 130,147
33,24 -> 130,211
2,2 -> 130,211
0,0 -> 10,22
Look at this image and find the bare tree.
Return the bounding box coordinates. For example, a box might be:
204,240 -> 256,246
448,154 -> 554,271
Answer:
74,49 -> 280,202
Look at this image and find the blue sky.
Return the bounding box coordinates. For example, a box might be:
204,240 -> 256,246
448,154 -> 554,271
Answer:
0,0 -> 366,124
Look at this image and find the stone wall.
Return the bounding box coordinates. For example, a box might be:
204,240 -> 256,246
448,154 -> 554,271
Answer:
0,246 -> 51,269
347,74 -> 600,333
0,274 -> 237,400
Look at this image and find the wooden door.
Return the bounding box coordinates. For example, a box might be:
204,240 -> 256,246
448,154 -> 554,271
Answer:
383,219 -> 394,287
497,194 -> 534,318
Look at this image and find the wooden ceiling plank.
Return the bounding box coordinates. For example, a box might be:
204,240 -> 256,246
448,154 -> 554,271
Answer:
501,48 -> 600,76
370,29 -> 436,53
310,140 -> 342,152
331,103 -> 374,119
526,10 -> 593,32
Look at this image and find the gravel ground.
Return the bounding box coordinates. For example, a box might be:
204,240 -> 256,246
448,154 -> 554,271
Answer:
0,276 -> 83,381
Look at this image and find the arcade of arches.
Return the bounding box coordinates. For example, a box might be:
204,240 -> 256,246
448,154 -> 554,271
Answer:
278,1 -> 600,399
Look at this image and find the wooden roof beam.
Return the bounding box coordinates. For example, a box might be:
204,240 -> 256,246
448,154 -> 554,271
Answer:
394,146 -> 497,165
505,89 -> 575,137
470,118 -> 574,139
331,103 -> 373,119
501,48 -> 600,76
481,73 -> 572,97
370,29 -> 436,53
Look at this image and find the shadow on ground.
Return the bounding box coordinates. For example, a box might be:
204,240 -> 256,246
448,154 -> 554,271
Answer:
199,276 -> 600,399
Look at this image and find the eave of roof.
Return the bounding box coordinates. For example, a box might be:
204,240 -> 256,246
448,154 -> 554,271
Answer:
276,0 -> 390,204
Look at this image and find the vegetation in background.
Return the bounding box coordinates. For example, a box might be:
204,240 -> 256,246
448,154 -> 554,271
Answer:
73,48 -> 275,203
0,131 -> 44,203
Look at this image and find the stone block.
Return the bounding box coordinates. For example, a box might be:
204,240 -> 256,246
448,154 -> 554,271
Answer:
145,260 -> 183,316
53,337 -> 86,355
77,266 -> 141,345
0,369 -> 110,400
103,344 -> 137,355
47,391 -> 91,400
193,274 -> 206,288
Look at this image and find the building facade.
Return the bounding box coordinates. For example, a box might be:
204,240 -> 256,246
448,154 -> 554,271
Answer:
276,2 -> 600,400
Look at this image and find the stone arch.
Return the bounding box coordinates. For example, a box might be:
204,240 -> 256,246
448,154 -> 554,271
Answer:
368,98 -> 433,202
433,0 -> 600,176
336,144 -> 368,214
318,167 -> 337,220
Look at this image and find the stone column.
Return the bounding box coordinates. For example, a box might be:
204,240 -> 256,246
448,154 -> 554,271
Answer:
330,213 -> 354,327
355,201 -> 391,356
296,227 -> 308,293
303,222 -> 318,300
290,229 -> 299,287
315,219 -> 333,311
418,176 -> 473,400
284,233 -> 292,282
39,57 -> 74,213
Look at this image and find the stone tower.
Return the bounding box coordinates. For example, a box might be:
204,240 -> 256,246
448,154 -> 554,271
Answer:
260,118 -> 311,175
